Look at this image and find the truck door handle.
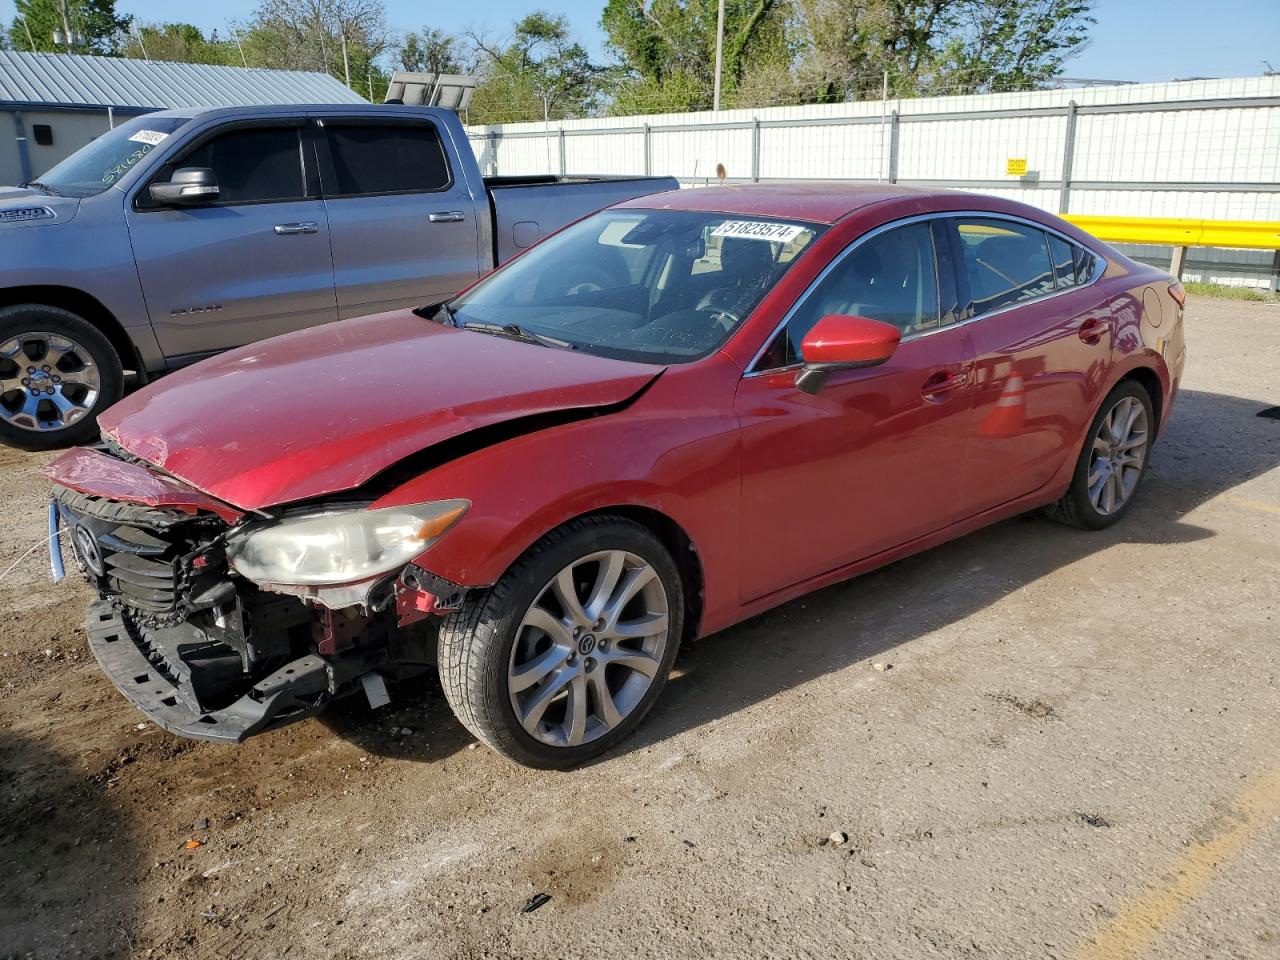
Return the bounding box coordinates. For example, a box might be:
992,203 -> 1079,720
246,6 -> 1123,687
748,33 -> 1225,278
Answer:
1078,317 -> 1107,344
428,211 -> 467,223
274,221 -> 318,235
921,370 -> 966,401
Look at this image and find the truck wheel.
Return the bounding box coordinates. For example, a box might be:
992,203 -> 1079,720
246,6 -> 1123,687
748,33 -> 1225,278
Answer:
437,516 -> 684,769
1045,379 -> 1154,530
0,305 -> 124,450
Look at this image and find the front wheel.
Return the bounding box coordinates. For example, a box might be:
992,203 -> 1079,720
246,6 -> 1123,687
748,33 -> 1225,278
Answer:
437,516 -> 684,769
0,305 -> 124,450
1046,380 -> 1154,530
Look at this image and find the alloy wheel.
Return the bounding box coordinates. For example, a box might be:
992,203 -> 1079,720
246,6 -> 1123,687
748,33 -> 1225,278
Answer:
508,549 -> 671,748
1088,395 -> 1149,516
0,332 -> 101,433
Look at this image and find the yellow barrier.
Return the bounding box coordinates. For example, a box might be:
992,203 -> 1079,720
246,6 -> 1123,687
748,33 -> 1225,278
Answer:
1063,215 -> 1280,251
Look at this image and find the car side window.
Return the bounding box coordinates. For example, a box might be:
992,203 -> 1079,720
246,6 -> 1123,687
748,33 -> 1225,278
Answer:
1047,234 -> 1099,290
956,218 -> 1055,316
323,122 -> 450,197
763,220 -> 941,367
175,126 -> 305,204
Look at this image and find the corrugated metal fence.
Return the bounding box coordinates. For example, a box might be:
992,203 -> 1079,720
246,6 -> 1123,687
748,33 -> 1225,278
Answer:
466,76 -> 1280,288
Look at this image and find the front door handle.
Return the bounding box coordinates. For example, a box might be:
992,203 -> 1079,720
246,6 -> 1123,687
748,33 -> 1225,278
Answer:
274,221 -> 318,236
1078,317 -> 1107,344
921,370 -> 967,401
428,210 -> 467,224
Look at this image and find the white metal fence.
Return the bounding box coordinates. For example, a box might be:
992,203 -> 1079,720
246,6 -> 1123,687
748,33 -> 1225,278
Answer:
466,76 -> 1280,288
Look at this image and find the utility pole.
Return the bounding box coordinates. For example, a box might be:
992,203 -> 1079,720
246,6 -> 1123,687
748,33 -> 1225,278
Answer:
17,15 -> 36,52
712,0 -> 725,111
341,30 -> 352,88
54,0 -> 78,52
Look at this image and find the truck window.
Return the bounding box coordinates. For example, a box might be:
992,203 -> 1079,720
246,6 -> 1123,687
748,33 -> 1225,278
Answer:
323,122 -> 451,197
176,127 -> 306,204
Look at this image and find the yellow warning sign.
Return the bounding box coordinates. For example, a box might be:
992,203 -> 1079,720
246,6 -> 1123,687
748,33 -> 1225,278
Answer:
1006,158 -> 1028,176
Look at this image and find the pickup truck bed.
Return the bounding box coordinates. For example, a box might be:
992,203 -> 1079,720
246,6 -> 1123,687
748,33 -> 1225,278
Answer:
485,175 -> 678,264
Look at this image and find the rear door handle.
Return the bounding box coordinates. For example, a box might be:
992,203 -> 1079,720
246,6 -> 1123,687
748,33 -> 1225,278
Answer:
274,221 -> 318,235
1079,317 -> 1107,344
428,210 -> 467,224
921,370 -> 967,401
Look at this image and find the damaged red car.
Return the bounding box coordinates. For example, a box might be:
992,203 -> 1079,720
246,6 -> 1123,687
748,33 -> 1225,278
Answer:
47,184 -> 1185,768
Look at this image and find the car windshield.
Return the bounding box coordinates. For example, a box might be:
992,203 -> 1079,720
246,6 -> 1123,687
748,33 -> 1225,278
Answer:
32,115 -> 190,198
448,209 -> 822,364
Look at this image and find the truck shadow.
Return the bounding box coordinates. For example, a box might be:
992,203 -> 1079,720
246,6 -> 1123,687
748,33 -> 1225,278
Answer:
0,731 -> 140,957
617,386 -> 1277,759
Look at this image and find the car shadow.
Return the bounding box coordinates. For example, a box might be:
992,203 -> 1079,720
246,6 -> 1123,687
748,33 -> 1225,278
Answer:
0,731 -> 141,957
612,386 -> 1278,760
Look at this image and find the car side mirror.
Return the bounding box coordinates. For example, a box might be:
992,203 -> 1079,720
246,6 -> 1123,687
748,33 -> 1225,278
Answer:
795,314 -> 901,395
149,167 -> 220,206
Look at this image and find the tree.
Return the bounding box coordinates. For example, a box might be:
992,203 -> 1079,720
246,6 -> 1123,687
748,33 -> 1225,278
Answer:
6,0 -> 130,55
601,0 -> 792,112
120,23 -> 238,65
467,12 -> 602,123
396,27 -> 467,74
244,0 -> 389,86
935,0 -> 1094,92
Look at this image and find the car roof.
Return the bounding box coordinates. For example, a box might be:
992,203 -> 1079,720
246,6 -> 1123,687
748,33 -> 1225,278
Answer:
616,182 -> 962,225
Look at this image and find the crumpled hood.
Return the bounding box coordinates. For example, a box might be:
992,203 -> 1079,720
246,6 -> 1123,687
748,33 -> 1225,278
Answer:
101,310 -> 662,510
0,186 -> 80,228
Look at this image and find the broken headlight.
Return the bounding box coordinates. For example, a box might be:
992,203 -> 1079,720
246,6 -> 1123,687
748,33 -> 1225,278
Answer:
226,501 -> 469,586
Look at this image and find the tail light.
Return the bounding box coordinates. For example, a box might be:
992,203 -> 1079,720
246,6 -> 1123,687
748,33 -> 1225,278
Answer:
1168,280 -> 1186,308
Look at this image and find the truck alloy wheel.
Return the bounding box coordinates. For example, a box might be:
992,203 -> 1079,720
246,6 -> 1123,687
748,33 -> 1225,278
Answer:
0,305 -> 123,450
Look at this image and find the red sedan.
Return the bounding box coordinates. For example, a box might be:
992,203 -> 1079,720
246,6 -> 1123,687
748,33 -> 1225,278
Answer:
47,184 -> 1185,768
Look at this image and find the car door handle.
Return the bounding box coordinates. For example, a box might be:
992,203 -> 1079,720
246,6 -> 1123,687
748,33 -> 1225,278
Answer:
1078,317 -> 1107,344
921,370 -> 967,401
274,221 -> 318,236
428,211 -> 467,224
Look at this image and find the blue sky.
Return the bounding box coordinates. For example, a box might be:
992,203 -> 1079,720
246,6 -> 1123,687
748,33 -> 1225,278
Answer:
3,0 -> 1278,82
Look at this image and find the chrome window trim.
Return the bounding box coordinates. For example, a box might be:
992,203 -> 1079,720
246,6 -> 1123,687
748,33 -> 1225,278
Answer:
743,209 -> 1107,377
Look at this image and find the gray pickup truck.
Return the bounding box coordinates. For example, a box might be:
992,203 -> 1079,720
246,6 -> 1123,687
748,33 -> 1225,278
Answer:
0,104 -> 676,448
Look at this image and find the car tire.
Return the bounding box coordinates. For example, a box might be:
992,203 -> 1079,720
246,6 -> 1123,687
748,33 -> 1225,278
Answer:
437,515 -> 684,769
0,305 -> 124,451
1046,379 -> 1155,530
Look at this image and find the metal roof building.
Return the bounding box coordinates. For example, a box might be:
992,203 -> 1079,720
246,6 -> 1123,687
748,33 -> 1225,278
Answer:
1,50 -> 366,184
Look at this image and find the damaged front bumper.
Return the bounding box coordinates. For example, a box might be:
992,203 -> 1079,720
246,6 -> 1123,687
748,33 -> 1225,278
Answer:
86,600 -> 331,742
47,446 -> 451,742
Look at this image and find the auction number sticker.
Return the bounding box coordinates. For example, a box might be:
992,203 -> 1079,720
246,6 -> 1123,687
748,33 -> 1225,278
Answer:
711,220 -> 805,243
128,130 -> 170,146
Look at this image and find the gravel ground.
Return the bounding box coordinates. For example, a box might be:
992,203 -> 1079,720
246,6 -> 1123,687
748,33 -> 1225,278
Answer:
1,294 -> 1277,960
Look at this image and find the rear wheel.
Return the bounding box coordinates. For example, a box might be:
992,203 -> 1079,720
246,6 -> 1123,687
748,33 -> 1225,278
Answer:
0,305 -> 124,450
437,516 -> 683,769
1046,380 -> 1154,530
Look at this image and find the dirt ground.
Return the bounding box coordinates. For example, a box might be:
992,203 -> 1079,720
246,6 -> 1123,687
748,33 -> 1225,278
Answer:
1,294 -> 1278,960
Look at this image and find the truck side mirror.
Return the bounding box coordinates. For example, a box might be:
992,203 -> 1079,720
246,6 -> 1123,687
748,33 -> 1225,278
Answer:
795,314 -> 901,395
149,167 -> 220,206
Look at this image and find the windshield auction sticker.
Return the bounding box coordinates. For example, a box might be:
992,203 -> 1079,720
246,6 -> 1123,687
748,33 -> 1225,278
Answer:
711,220 -> 805,243
127,130 -> 170,146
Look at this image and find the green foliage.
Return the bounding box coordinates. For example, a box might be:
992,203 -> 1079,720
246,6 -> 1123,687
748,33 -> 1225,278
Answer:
467,12 -> 602,123
120,23 -> 239,66
7,0 -> 130,55
603,0 -> 1096,112
397,27 -> 466,74
601,0 -> 791,109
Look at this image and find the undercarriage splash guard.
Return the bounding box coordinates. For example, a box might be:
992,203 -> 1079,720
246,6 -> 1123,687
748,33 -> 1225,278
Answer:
86,600 -> 330,743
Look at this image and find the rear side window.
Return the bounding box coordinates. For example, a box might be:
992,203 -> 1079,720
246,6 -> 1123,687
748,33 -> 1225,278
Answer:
324,122 -> 450,196
177,126 -> 304,204
1049,234 -> 1098,290
956,218 -> 1055,316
